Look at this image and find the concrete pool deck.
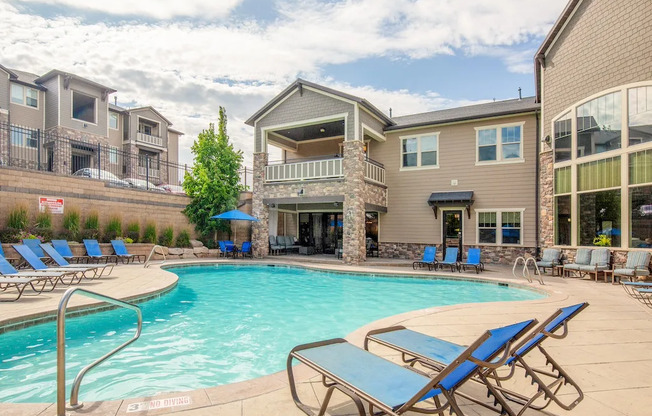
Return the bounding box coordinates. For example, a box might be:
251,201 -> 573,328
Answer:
1,258 -> 651,416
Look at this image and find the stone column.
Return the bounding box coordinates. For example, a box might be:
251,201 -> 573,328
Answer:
48,127 -> 72,175
342,140 -> 366,264
0,110 -> 8,166
252,152 -> 269,258
539,149 -> 554,247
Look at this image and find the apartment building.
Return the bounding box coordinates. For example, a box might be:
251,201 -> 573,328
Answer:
247,79 -> 539,263
0,65 -> 182,185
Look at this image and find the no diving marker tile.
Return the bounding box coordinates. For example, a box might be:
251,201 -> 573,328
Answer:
126,396 -> 192,413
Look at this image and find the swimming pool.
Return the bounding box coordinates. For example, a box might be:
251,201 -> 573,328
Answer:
0,264 -> 544,403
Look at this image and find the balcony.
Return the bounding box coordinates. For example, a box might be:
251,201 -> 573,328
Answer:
136,132 -> 166,148
265,157 -> 385,185
138,165 -> 159,178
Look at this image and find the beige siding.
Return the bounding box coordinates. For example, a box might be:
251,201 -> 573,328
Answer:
168,131 -> 180,165
129,108 -> 169,142
0,71 -> 9,110
108,111 -> 123,147
377,113 -> 538,247
254,88 -> 355,153
59,78 -> 108,138
42,76 -> 59,130
8,88 -> 45,129
290,137 -> 343,159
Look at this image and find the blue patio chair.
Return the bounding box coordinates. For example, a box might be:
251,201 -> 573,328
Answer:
110,240 -> 145,263
218,241 -> 237,258
288,319 -> 536,416
460,248 -> 484,274
6,247 -> 81,286
52,239 -> 90,264
621,281 -> 652,298
22,238 -> 52,264
0,241 -> 21,266
536,248 -> 562,274
439,247 -> 459,272
365,303 -> 588,413
41,243 -> 113,278
240,241 -> 252,258
83,240 -> 118,263
412,246 -> 437,270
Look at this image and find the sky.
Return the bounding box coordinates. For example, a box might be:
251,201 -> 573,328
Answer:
0,0 -> 568,168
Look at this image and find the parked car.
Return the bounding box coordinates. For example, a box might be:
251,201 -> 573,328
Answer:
72,168 -> 131,188
160,184 -> 186,194
124,178 -> 166,192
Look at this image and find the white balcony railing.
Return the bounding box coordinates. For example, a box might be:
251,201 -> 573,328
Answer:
266,158 -> 343,182
136,132 -> 165,147
138,166 -> 160,178
364,160 -> 385,185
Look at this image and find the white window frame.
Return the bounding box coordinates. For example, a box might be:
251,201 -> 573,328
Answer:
109,112 -> 119,130
399,132 -> 440,171
10,84 -> 39,109
71,90 -> 98,125
475,122 -> 525,165
109,147 -> 119,164
475,209 -> 525,246
10,126 -> 38,148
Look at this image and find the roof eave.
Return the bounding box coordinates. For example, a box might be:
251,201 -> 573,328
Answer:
386,107 -> 540,132
34,69 -> 117,94
11,79 -> 47,91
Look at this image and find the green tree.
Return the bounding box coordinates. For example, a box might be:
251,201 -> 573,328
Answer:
183,107 -> 244,242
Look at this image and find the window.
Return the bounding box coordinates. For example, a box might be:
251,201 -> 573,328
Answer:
577,157 -> 621,192
630,149 -> 652,185
400,134 -> 438,169
554,112 -> 572,162
576,92 -> 621,158
629,86 -> 652,146
109,113 -> 119,130
578,189 -> 621,247
476,123 -> 522,163
10,126 -> 38,148
477,210 -> 522,245
109,147 -> 119,164
554,166 -> 572,246
630,186 -> 652,248
10,84 -> 38,108
72,91 -> 96,123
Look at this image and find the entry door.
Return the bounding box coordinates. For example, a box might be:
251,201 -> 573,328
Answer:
443,210 -> 462,261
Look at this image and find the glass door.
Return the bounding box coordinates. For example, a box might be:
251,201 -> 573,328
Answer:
443,210 -> 462,261
323,213 -> 343,254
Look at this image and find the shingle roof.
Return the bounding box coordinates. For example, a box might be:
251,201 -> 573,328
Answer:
387,97 -> 539,131
109,103 -> 128,113
7,68 -> 47,90
34,69 -> 116,93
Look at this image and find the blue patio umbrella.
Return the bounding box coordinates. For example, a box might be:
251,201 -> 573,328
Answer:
210,209 -> 259,244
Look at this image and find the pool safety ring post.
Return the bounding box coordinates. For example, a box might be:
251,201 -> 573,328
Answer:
56,287 -> 143,416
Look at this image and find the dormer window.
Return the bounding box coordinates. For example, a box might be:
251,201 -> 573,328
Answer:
72,91 -> 96,124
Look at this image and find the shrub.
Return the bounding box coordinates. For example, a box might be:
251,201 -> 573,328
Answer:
103,216 -> 123,243
126,222 -> 140,243
35,209 -> 52,229
0,228 -> 20,243
63,208 -> 81,241
158,226 -> 174,247
7,204 -> 29,230
175,229 -> 191,248
33,227 -> 53,242
123,237 -> 134,244
80,229 -> 100,241
143,223 -> 157,244
84,211 -> 100,230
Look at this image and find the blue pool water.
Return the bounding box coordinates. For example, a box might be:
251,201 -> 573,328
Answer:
0,264 -> 543,403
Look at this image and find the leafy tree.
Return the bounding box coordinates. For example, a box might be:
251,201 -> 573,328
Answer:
183,107 -> 244,241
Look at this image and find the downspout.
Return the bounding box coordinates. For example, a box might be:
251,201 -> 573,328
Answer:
535,109 -> 541,258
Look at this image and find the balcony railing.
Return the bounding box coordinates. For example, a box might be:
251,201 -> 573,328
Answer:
364,160 -> 385,185
138,165 -> 159,178
136,132 -> 166,148
266,157 -> 343,182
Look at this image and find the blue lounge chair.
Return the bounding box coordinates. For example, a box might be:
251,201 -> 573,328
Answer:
218,241 -> 237,258
460,248 -> 484,274
622,281 -> 652,298
12,244 -> 87,283
412,246 -> 437,270
634,288 -> 652,308
366,303 -> 588,413
22,238 -> 53,264
0,242 -> 21,266
438,247 -> 459,272
41,243 -> 113,278
83,240 -> 117,263
288,319 -> 536,416
110,240 -> 145,263
0,253 -> 67,291
240,241 -> 252,258
52,239 -> 90,264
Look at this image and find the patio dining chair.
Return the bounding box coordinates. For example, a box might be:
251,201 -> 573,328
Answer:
288,319 -> 536,416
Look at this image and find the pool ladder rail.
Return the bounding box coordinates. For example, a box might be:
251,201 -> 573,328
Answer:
57,287 -> 143,416
144,244 -> 167,268
512,256 -> 545,285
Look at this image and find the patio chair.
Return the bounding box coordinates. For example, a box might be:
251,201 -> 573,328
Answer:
83,239 -> 118,263
268,236 -> 284,255
0,254 -> 68,290
634,288 -> 652,308
288,319 -> 537,416
578,248 -> 611,281
366,238 -> 379,258
412,246 -> 437,270
460,248 -> 484,274
22,238 -> 53,264
0,241 -> 21,266
621,281 -> 652,298
0,276 -> 55,302
438,247 -> 459,272
563,248 -> 592,278
536,248 -> 562,274
279,235 -> 300,253
218,241 -> 237,258
41,243 -> 113,278
365,303 -> 588,414
12,244 -> 88,283
240,241 -> 252,258
614,251 -> 651,283
51,240 -> 90,264
110,240 -> 145,263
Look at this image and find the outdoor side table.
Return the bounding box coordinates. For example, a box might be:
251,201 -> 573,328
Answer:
299,246 -> 314,255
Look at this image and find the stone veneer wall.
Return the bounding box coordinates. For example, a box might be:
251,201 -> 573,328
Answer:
251,152 -> 270,257
342,140 -> 366,264
0,111 -> 8,166
46,126 -> 110,175
379,242 -> 537,265
363,179 -> 387,207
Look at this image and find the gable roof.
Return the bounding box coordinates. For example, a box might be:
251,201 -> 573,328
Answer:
129,106 -> 172,125
109,103 -> 128,113
1,66 -> 47,90
534,0 -> 582,101
387,97 -> 539,131
34,69 -> 117,93
245,79 -> 394,126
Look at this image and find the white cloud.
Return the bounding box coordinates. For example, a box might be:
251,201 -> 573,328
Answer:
15,0 -> 243,19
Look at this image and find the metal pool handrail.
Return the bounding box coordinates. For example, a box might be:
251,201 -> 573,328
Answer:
144,244 -> 167,268
512,256 -> 544,285
57,287 -> 143,416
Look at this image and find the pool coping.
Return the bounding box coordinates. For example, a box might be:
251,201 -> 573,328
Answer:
0,258 -> 564,415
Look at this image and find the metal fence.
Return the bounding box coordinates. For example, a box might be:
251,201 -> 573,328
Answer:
0,122 -> 188,192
